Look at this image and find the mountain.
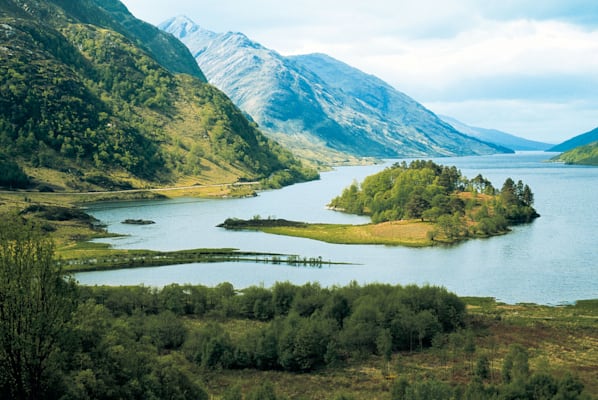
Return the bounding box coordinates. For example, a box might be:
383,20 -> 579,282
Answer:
552,141 -> 598,166
547,127 -> 598,152
63,0 -> 207,81
160,16 -> 509,160
0,1 -> 314,190
440,115 -> 551,151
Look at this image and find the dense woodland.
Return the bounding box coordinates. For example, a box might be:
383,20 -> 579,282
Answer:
329,160 -> 539,239
0,0 -> 317,191
0,219 -> 592,400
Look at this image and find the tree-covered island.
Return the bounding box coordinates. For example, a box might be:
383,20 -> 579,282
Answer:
221,160 -> 539,246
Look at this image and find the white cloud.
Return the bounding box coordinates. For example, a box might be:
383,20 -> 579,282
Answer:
302,19 -> 598,93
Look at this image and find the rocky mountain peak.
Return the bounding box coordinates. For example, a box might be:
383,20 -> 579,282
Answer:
162,16 -> 512,159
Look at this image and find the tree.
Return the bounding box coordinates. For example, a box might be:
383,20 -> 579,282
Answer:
463,330 -> 476,372
406,193 -> 429,221
521,184 -> 534,207
184,322 -> 233,370
475,354 -> 490,381
323,292 -> 350,328
147,354 -> 208,400
391,377 -> 410,400
272,281 -> 297,316
0,217 -> 76,400
146,310 -> 187,350
402,379 -> 454,400
500,178 -> 517,206
414,310 -> 441,351
554,372 -> 585,400
277,313 -> 335,371
502,344 -> 529,384
436,214 -> 465,240
526,373 -> 558,400
0,153 -> 30,189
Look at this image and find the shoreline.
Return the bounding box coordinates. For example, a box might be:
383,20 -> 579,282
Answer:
61,247 -> 350,273
217,217 -> 512,247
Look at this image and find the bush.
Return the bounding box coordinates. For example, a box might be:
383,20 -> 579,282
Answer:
146,311 -> 187,350
0,153 -> 29,188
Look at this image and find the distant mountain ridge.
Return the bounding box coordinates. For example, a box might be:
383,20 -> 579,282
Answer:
547,127 -> 598,152
439,116 -> 552,151
160,16 -> 510,160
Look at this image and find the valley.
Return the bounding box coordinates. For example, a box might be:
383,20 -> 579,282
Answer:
1,1 -> 597,399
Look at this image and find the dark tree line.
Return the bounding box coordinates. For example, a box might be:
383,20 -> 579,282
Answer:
79,280 -> 466,373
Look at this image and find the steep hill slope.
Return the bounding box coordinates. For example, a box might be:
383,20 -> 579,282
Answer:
440,115 -> 551,151
552,141 -> 598,166
547,126 -> 598,152
0,1 -> 314,190
160,17 -> 508,160
66,0 -> 207,80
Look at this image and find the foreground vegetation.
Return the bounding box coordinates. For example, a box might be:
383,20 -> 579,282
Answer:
1,220 -> 596,399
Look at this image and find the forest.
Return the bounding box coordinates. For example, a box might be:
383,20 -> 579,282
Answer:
1,218 -> 594,400
329,160 -> 539,240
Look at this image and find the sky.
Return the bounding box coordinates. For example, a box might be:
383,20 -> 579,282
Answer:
120,0 -> 598,143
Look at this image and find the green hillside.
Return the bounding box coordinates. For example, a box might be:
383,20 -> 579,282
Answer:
547,126 -> 598,152
60,0 -> 207,80
0,0 -> 315,191
552,141 -> 598,166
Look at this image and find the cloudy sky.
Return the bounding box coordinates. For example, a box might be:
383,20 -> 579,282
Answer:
120,0 -> 598,143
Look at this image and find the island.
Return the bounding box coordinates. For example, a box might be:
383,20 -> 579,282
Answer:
122,219 -> 156,225
219,160 -> 539,246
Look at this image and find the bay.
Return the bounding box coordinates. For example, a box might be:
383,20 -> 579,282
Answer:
76,152 -> 598,305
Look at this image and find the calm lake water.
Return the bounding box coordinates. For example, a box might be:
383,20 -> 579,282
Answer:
76,152 -> 598,305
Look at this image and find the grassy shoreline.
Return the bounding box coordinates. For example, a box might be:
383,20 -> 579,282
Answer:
61,247 -> 347,273
259,221 -> 436,247
218,217 -> 510,247
0,183 -> 260,258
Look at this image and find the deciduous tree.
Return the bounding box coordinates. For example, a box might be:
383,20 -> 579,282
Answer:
0,218 -> 76,400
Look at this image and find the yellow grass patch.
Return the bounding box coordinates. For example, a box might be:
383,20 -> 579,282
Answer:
261,220 -> 435,247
